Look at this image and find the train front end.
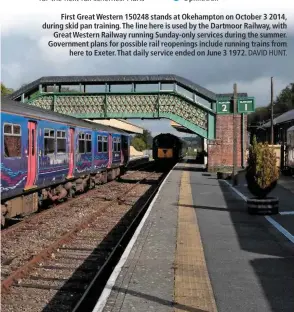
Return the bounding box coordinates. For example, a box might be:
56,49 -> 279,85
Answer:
153,133 -> 183,168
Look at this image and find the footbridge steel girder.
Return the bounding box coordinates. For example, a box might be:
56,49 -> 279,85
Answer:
8,75 -> 248,139
25,92 -> 216,139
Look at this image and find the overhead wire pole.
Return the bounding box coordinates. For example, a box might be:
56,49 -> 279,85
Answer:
232,83 -> 238,186
271,77 -> 274,144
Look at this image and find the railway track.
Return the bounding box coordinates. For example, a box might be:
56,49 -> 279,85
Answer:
1,164 -> 169,312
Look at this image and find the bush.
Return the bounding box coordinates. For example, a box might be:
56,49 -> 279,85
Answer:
246,136 -> 280,198
131,137 -> 146,152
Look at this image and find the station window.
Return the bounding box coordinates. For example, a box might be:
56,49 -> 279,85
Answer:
3,123 -> 22,157
57,130 -> 66,153
44,128 -> 55,155
85,133 -> 92,153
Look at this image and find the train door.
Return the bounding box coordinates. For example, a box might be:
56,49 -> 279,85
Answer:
112,135 -> 121,163
121,135 -> 129,164
25,121 -> 37,189
67,128 -> 75,178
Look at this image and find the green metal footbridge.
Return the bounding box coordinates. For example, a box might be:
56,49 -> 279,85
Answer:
7,75 -> 250,140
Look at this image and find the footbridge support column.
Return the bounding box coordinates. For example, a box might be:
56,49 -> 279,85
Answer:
207,114 -> 247,172
202,138 -> 208,166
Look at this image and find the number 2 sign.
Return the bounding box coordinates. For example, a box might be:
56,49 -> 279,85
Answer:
216,101 -> 232,114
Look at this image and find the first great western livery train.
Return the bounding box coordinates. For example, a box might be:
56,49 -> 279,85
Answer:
1,96 -> 131,226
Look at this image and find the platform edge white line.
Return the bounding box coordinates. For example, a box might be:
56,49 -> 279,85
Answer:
279,211 -> 294,215
91,163 -> 177,312
265,216 -> 294,244
222,180 -> 248,201
222,180 -> 294,244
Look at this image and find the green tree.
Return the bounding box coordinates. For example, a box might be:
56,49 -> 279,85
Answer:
248,83 -> 294,127
274,83 -> 294,113
133,130 -> 153,149
1,83 -> 13,96
131,137 -> 147,151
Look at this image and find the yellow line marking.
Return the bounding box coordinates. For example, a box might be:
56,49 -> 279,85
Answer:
174,169 -> 218,312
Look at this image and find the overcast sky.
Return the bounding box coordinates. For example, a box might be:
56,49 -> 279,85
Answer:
1,0 -> 294,137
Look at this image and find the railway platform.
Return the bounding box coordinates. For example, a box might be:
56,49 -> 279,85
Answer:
93,159 -> 294,312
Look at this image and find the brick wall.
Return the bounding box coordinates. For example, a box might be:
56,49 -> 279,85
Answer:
207,114 -> 247,172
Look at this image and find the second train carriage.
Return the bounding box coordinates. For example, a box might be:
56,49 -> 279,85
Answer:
1,96 -> 130,224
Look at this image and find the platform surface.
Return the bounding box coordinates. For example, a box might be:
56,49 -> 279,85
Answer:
97,160 -> 294,312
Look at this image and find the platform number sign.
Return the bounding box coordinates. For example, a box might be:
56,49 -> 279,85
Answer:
216,97 -> 255,114
216,100 -> 232,114
237,98 -> 255,113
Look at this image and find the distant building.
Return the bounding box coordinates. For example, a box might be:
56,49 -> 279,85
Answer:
256,109 -> 294,144
248,109 -> 294,170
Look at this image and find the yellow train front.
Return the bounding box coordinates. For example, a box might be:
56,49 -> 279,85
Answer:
152,133 -> 188,166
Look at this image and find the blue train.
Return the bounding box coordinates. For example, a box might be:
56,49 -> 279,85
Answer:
1,96 -> 130,226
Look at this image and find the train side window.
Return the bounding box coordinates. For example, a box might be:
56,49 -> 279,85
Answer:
86,133 -> 92,153
57,130 -> 66,153
117,138 -> 121,152
97,135 -> 103,153
103,136 -> 108,152
79,132 -> 85,153
13,125 -> 21,134
113,137 -> 117,152
3,123 -> 22,158
44,128 -> 55,155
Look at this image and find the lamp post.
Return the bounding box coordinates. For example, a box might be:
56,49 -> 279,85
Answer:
270,77 -> 274,144
232,83 -> 238,186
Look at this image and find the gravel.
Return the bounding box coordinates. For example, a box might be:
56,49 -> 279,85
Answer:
1,170 -> 163,312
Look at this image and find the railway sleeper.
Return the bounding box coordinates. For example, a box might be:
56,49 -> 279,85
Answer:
27,275 -> 88,283
39,265 -> 96,272
14,280 -> 88,292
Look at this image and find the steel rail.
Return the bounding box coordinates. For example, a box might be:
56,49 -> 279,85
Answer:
71,170 -> 168,312
1,169 -> 157,293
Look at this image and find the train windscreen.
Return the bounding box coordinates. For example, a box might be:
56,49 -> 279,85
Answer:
154,136 -> 178,148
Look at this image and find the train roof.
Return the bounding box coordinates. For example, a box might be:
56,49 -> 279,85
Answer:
153,133 -> 187,142
153,133 -> 182,138
1,96 -> 129,135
